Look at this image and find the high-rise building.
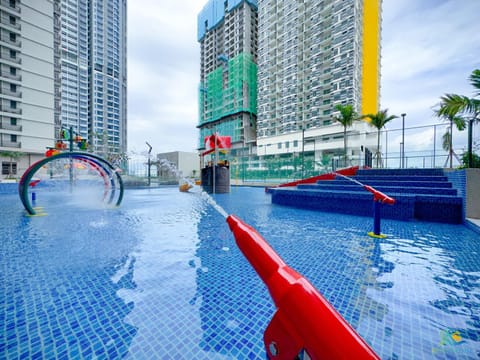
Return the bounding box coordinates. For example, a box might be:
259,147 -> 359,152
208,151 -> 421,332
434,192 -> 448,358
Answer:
0,0 -> 55,178
0,0 -> 127,180
197,0 -> 258,156
87,0 -> 127,157
56,0 -> 127,158
256,0 -> 380,162
54,0 -> 89,139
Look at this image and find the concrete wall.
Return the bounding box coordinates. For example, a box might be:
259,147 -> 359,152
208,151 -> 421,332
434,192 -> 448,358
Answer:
156,151 -> 200,181
466,168 -> 480,219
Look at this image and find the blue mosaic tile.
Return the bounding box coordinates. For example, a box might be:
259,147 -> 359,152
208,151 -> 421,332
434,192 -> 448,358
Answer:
1,187 -> 480,359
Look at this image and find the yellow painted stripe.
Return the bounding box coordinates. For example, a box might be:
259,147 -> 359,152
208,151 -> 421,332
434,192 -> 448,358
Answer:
362,0 -> 381,116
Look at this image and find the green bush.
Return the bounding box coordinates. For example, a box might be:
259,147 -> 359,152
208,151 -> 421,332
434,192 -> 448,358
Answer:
460,152 -> 480,168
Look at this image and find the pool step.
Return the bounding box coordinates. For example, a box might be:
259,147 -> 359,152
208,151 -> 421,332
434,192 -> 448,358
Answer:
270,168 -> 463,224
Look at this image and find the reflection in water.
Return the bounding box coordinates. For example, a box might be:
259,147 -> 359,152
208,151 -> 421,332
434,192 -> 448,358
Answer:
2,187 -> 480,359
365,224 -> 480,359
194,209 -> 270,358
0,199 -> 139,359
193,189 -> 398,358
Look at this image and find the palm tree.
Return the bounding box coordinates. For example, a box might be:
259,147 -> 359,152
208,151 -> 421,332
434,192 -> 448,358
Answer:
435,111 -> 466,168
363,109 -> 398,168
436,69 -> 480,167
333,104 -> 360,165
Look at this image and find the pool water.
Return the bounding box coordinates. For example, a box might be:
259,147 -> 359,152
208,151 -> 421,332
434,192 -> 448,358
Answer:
1,186 -> 480,359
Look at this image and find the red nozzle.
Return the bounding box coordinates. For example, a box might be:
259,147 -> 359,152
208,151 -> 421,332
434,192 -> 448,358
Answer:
364,185 -> 395,205
29,180 -> 41,188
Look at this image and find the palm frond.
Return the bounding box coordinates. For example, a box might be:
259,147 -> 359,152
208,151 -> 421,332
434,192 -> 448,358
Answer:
364,109 -> 398,130
333,104 -> 359,127
436,69 -> 480,122
442,131 -> 451,152
470,69 -> 480,97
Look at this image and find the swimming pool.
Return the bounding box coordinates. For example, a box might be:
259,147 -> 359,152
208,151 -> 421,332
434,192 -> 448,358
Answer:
1,186 -> 479,359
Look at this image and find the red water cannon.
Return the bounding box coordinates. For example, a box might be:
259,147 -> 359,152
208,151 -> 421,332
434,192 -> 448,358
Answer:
226,214 -> 380,360
29,179 -> 40,188
364,185 -> 395,205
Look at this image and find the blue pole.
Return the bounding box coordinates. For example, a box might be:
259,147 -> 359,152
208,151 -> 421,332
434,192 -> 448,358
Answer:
373,200 -> 381,235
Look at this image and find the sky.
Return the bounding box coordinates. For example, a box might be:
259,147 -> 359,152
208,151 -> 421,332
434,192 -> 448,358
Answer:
127,0 -> 480,157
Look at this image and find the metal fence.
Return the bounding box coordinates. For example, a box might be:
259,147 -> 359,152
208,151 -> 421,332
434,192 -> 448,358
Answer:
127,122 -> 477,185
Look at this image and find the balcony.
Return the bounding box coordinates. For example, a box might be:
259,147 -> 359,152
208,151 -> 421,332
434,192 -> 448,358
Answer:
0,15 -> 20,30
0,0 -> 20,14
0,105 -> 21,114
0,71 -> 21,81
0,34 -> 20,47
0,121 -> 21,131
0,139 -> 20,148
0,87 -> 21,97
0,49 -> 20,64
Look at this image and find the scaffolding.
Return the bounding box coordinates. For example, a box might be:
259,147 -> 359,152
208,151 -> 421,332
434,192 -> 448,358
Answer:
198,52 -> 257,148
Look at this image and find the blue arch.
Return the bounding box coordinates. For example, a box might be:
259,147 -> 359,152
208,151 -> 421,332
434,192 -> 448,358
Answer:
18,152 -> 124,215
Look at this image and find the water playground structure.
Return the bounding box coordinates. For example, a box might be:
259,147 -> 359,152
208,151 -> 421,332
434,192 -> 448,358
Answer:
200,133 -> 232,193
18,128 -> 124,216
18,151 -> 124,216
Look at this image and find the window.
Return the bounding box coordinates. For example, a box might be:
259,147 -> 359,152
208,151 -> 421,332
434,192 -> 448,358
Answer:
2,162 -> 16,175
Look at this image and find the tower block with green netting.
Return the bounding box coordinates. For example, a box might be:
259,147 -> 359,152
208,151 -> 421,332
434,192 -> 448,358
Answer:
198,52 -> 257,148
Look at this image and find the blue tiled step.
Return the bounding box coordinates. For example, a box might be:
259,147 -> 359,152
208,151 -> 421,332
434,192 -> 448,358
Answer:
270,168 -> 463,224
356,168 -> 444,176
271,188 -> 415,220
298,183 -> 458,196
270,188 -> 463,223
414,195 -> 463,223
351,175 -> 448,182
314,179 -> 453,188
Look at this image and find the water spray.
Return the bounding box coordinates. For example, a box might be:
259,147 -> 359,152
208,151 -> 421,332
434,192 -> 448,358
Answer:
158,158 -> 196,190
335,172 -> 395,237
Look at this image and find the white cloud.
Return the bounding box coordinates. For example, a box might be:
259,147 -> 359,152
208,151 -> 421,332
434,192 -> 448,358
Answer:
381,0 -> 480,133
127,0 -> 204,155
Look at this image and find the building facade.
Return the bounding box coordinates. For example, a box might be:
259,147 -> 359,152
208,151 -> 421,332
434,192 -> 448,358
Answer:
87,0 -> 127,157
197,0 -> 258,157
0,0 -> 127,180
56,0 -> 127,159
256,0 -> 381,164
156,151 -> 200,183
0,0 -> 55,179
197,0 -> 382,174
